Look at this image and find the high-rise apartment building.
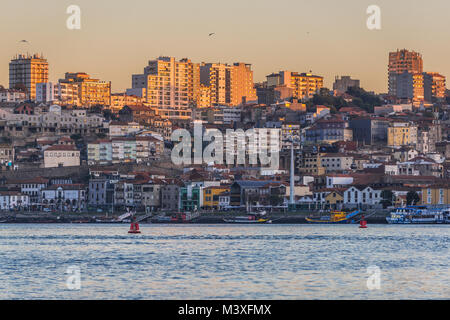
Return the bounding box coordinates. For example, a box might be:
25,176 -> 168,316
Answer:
9,54 -> 49,100
232,63 -> 258,105
132,57 -> 200,120
36,82 -> 58,103
59,73 -> 111,107
200,62 -> 257,107
197,85 -> 212,108
423,72 -> 446,102
333,76 -> 360,93
279,71 -> 323,100
58,82 -> 80,106
388,49 -> 423,96
396,72 -> 424,102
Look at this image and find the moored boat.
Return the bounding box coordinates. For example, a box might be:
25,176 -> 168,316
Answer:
386,206 -> 450,224
305,210 -> 360,224
223,215 -> 272,224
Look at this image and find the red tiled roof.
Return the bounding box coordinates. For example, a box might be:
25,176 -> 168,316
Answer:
45,145 -> 78,151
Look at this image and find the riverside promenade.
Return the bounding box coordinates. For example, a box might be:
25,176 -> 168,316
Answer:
0,210 -> 390,224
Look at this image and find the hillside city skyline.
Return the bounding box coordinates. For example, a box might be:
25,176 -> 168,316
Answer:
1,49 -> 449,96
2,0 -> 450,93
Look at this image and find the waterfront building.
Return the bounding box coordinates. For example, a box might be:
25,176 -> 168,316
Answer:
40,184 -> 86,211
9,177 -> 49,207
421,185 -> 450,205
9,54 -> 49,100
161,180 -> 183,211
229,180 -> 280,208
141,179 -> 163,212
0,191 -> 29,210
88,178 -> 115,208
180,185 -> 202,211
343,186 -> 382,208
202,185 -> 230,209
218,192 -> 230,210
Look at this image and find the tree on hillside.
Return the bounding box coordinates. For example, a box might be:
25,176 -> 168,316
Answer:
346,86 -> 382,113
13,83 -> 28,94
310,88 -> 348,110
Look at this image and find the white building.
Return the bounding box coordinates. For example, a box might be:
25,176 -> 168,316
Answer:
326,175 -> 354,188
0,191 -> 29,210
43,145 -> 80,168
41,185 -> 86,211
218,192 -> 230,210
15,177 -> 49,205
343,186 -> 382,208
36,82 -> 59,103
109,121 -> 141,137
0,89 -> 26,103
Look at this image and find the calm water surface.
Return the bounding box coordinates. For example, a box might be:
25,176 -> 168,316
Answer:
0,224 -> 448,299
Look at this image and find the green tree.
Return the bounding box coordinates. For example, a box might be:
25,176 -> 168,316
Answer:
406,191 -> 420,206
346,86 -> 382,113
70,134 -> 82,141
381,190 -> 394,208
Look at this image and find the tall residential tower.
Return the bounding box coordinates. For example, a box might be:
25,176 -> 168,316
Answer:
9,54 -> 49,100
132,57 -> 200,121
200,62 -> 257,107
388,49 -> 423,97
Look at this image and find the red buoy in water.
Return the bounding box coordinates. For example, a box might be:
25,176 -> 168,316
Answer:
359,215 -> 367,228
128,222 -> 141,234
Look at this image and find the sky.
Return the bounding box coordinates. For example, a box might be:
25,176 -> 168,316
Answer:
1,0 -> 450,94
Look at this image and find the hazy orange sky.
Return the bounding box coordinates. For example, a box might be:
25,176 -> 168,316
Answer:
1,0 -> 449,94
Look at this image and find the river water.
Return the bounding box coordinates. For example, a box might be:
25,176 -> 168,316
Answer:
0,224 -> 448,299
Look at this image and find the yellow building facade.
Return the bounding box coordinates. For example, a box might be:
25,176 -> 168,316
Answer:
60,73 -> 111,107
203,186 -> 230,209
387,122 -> 416,147
421,186 -> 450,205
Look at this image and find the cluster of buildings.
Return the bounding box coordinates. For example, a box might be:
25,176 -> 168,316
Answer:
388,49 -> 446,103
0,49 -> 449,213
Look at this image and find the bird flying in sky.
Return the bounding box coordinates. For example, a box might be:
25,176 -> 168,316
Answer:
208,33 -> 215,37
19,40 -> 30,44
